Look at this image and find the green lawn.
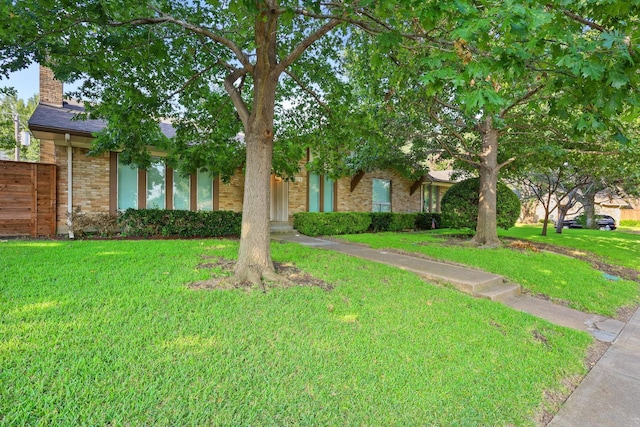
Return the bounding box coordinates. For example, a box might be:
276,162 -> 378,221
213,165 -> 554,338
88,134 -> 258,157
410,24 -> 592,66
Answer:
500,225 -> 640,271
339,230 -> 640,317
1,239 -> 591,425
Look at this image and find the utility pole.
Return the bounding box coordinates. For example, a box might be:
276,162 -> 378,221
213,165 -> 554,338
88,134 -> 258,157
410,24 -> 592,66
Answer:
14,111 -> 19,161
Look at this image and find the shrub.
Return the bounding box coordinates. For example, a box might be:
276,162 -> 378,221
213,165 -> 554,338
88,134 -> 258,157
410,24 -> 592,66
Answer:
67,208 -> 120,238
415,213 -> 442,230
389,213 -> 418,231
119,209 -> 242,237
369,213 -> 417,232
369,212 -> 393,232
620,220 -> 640,227
293,212 -> 371,236
441,177 -> 521,230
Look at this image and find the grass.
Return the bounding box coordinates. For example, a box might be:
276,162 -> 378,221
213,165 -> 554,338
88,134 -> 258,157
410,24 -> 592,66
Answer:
0,239 -> 592,426
338,230 -> 640,317
499,225 -> 640,271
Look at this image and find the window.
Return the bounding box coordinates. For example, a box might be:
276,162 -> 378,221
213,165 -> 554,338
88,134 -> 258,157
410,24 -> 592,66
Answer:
197,169 -> 213,211
309,173 -> 320,212
309,172 -> 334,212
173,171 -> 190,210
372,178 -> 391,212
117,155 -> 138,210
146,158 -> 166,209
113,154 -> 217,212
423,184 -> 448,213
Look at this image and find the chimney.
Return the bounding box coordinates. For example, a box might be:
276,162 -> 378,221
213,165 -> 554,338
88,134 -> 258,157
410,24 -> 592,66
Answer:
39,66 -> 64,107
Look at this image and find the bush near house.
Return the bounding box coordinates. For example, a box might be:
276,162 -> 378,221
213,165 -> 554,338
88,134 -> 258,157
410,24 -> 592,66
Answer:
415,212 -> 442,230
369,212 -> 417,232
294,212 -> 441,236
620,220 -> 640,227
293,212 -> 371,236
441,178 -> 521,230
119,209 -> 242,237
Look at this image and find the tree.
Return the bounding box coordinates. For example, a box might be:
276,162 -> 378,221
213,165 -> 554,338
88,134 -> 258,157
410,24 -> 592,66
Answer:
1,1 -> 393,287
350,1 -> 640,246
0,90 -> 39,161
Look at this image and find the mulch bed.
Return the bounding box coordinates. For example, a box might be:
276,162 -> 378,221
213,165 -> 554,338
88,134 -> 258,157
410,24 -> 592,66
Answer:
190,255 -> 333,291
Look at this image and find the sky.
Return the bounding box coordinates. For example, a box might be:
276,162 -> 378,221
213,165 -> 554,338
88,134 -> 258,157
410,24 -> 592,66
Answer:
1,63 -> 81,101
1,63 -> 40,100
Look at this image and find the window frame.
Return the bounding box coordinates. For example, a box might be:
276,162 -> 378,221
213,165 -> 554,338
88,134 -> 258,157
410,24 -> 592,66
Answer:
372,178 -> 392,212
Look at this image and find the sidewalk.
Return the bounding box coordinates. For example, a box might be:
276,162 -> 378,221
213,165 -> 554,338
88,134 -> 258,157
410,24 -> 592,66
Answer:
275,233 -> 640,426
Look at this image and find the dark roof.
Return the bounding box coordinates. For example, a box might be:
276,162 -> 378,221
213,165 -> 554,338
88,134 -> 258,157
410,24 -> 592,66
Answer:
28,101 -> 176,139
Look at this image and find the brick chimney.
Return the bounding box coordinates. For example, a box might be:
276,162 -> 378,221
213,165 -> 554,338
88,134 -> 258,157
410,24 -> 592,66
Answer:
39,66 -> 64,107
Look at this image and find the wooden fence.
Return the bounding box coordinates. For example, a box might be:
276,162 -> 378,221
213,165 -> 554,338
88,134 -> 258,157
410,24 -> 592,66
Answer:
0,160 -> 56,237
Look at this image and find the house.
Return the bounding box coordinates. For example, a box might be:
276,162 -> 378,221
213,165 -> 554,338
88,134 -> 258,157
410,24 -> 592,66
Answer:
28,67 -> 455,235
530,190 -> 631,224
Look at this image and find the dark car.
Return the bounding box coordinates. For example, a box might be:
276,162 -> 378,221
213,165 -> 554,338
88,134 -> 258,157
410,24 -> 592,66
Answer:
557,218 -> 583,229
596,215 -> 616,230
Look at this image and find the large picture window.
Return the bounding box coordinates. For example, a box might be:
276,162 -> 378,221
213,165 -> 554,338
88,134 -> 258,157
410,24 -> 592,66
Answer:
173,171 -> 190,210
117,155 -> 138,210
197,169 -> 213,211
372,178 -> 391,212
309,172 -> 334,212
113,154 -> 216,212
146,158 -> 166,209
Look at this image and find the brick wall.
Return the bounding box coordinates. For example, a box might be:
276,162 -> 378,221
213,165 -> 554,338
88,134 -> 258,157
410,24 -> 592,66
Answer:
337,169 -> 421,213
287,160 -> 308,220
39,66 -> 63,107
218,169 -> 244,211
54,145 -> 111,232
39,139 -> 55,164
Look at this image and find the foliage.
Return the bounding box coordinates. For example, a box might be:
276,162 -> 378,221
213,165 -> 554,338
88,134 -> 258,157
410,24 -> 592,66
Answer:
0,239 -> 592,425
441,178 -> 521,230
0,92 -> 39,161
339,231 -> 639,317
369,212 -> 417,232
415,212 -> 443,230
621,220 -> 640,227
293,212 -> 371,236
345,1 -> 640,244
67,208 -> 120,238
119,209 -> 241,238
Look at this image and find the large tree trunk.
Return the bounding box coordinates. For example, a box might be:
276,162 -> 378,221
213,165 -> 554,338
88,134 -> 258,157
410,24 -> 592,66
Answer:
222,3 -> 284,288
232,126 -> 278,285
472,118 -> 502,247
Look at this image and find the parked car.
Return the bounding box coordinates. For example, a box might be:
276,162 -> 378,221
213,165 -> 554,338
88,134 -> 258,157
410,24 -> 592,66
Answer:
556,215 -> 617,230
556,218 -> 583,229
596,215 -> 616,230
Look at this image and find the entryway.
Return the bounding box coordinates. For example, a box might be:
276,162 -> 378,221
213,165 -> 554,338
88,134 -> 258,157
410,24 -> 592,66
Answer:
270,175 -> 289,222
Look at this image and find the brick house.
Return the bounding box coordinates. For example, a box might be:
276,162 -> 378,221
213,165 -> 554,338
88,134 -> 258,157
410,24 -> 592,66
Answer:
29,67 -> 452,234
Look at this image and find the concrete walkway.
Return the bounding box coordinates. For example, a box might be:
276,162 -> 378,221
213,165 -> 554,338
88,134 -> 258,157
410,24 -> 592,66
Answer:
275,233 -> 640,426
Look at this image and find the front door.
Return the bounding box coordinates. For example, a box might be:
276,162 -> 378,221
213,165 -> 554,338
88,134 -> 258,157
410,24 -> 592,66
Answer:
270,175 -> 289,222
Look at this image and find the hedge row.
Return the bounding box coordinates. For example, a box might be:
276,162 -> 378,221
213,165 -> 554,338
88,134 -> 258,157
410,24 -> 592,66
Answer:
620,219 -> 640,227
292,212 -> 442,236
119,209 -> 242,237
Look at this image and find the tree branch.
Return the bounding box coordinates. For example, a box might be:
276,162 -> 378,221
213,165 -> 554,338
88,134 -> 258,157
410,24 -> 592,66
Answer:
108,10 -> 254,73
224,69 -> 250,127
562,9 -> 607,33
499,85 -> 543,118
275,17 -> 342,75
283,70 -> 330,112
